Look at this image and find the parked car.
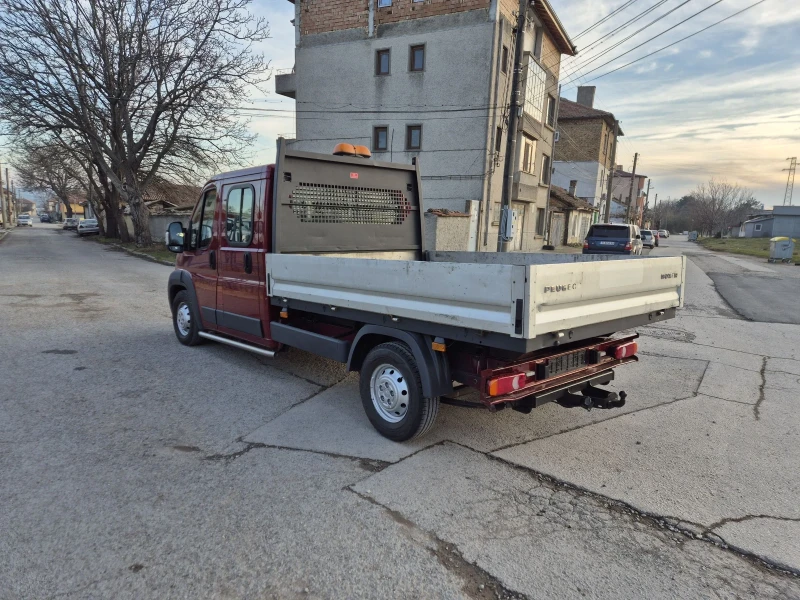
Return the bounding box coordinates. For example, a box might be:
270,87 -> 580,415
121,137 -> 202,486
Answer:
77,218 -> 100,236
582,223 -> 643,255
39,213 -> 51,223
16,214 -> 33,227
658,229 -> 669,238
63,217 -> 79,230
641,229 -> 656,249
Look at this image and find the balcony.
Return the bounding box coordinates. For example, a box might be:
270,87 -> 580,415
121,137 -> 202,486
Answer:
275,68 -> 296,99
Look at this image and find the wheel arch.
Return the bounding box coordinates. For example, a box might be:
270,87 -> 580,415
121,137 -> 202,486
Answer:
167,269 -> 199,316
347,325 -> 452,398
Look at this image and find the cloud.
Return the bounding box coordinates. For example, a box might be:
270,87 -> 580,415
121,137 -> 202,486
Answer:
635,61 -> 659,74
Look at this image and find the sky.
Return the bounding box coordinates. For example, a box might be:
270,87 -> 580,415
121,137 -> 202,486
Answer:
249,0 -> 800,209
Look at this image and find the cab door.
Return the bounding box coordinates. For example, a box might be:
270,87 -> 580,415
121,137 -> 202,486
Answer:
215,180 -> 267,344
184,186 -> 220,328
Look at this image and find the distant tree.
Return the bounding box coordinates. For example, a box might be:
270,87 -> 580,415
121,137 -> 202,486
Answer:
0,0 -> 269,245
13,145 -> 81,219
689,180 -> 758,236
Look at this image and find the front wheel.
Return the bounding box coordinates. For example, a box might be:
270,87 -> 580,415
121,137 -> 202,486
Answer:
171,290 -> 204,346
359,342 -> 439,441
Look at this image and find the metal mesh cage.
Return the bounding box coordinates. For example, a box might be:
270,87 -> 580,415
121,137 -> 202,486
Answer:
290,182 -> 410,225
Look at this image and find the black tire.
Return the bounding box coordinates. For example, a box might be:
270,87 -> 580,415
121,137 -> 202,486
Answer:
359,341 -> 439,442
171,290 -> 203,346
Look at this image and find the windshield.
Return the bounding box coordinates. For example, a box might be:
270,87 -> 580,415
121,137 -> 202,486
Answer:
588,225 -> 629,238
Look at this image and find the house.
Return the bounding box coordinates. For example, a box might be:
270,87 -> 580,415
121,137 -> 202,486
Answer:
276,0 -> 576,251
739,214 -> 773,238
548,183 -> 597,245
609,166 -> 647,224
552,86 -> 622,219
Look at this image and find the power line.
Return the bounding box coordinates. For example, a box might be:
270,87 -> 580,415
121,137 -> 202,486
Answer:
561,0 -> 693,83
561,0 -> 732,87
573,0 -> 645,40
576,0 -> 770,85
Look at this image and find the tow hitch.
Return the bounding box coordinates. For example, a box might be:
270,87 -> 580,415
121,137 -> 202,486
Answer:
557,386 -> 627,411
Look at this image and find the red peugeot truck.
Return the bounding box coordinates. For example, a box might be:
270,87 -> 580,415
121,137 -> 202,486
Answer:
166,140 -> 686,441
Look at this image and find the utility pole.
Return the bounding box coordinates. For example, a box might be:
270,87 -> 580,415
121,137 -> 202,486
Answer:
784,157 -> 797,206
497,0 -> 528,252
643,179 -> 651,225
603,120 -> 619,223
6,169 -> 11,223
625,153 -> 638,224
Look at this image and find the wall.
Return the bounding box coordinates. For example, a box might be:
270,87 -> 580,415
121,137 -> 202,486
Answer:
376,0 -> 490,26
293,12 -> 495,216
555,118 -> 605,163
552,161 -> 605,206
124,213 -> 191,243
299,0 -> 369,36
772,216 -> 800,239
424,212 -> 472,251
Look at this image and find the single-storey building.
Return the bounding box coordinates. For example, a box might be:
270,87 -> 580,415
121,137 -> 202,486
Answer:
549,185 -> 597,245
739,215 -> 773,238
772,206 -> 800,238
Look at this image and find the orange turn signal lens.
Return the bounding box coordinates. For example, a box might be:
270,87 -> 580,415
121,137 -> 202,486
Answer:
486,373 -> 527,397
280,310 -> 289,319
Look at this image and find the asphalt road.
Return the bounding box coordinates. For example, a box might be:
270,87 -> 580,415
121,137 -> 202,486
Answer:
1,226 -> 799,599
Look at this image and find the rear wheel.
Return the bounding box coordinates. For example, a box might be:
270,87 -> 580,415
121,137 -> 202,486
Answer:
171,290 -> 203,346
360,342 -> 439,442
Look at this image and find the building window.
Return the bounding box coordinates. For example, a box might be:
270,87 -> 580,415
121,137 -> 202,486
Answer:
406,125 -> 422,150
373,126 -> 388,152
603,131 -> 609,156
536,208 -> 545,236
522,135 -> 536,173
501,45 -> 509,74
378,0 -> 392,6
533,26 -> 544,60
495,127 -> 503,153
541,154 -> 551,184
376,49 -> 390,76
524,58 -> 546,121
409,45 -> 425,72
546,95 -> 556,128
754,223 -> 762,232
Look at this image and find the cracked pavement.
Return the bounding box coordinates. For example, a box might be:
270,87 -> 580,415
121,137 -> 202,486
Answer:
1,227 -> 799,598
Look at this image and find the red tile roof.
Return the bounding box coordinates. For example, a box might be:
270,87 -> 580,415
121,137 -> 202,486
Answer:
558,98 -> 623,135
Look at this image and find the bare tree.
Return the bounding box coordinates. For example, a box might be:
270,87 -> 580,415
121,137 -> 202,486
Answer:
14,145 -> 82,219
0,0 -> 269,245
689,180 -> 759,236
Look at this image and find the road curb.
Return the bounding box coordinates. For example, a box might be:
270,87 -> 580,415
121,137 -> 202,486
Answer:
98,240 -> 174,267
0,228 -> 12,245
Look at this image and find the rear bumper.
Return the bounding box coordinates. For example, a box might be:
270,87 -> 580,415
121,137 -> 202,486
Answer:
582,249 -> 632,255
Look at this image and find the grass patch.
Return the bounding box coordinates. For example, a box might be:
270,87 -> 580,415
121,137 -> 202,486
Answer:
94,236 -> 175,264
698,237 -> 799,262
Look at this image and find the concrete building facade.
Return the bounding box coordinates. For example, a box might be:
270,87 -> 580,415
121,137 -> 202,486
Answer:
609,167 -> 647,225
276,0 -> 575,251
551,86 -> 622,221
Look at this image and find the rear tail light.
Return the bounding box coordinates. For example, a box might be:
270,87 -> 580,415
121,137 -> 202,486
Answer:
612,341 -> 638,359
487,372 -> 527,397
583,240 -> 589,249
624,241 -> 632,251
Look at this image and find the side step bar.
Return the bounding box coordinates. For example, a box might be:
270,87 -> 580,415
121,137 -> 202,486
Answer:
198,331 -> 276,358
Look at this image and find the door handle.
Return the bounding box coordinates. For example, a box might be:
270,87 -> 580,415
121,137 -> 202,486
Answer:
209,250 -> 216,270
244,252 -> 252,274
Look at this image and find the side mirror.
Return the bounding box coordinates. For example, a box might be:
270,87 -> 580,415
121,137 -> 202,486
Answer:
166,221 -> 186,253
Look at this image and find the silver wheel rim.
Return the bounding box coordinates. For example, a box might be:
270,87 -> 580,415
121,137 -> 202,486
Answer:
176,302 -> 192,337
370,363 -> 410,423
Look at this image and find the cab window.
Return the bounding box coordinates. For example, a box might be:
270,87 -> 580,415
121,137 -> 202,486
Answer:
189,188 -> 217,249
225,185 -> 255,246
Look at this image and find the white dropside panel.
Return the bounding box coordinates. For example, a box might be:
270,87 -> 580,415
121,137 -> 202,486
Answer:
269,255 -> 522,335
528,256 -> 686,337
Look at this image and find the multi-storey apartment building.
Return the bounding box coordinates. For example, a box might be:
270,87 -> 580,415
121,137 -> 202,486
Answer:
552,86 -> 622,222
275,0 -> 575,251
